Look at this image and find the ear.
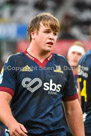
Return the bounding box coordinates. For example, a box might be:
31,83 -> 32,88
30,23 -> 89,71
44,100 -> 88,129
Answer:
31,31 -> 37,39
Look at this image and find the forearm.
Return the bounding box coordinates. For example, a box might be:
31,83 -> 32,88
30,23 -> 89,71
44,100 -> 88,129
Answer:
0,99 -> 18,128
0,92 -> 28,135
66,102 -> 85,136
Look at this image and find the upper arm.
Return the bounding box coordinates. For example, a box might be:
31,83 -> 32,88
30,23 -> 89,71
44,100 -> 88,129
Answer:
0,56 -> 16,96
0,91 -> 12,104
63,99 -> 80,113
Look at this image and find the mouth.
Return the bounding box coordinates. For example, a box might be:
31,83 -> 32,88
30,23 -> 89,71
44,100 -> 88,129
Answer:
73,59 -> 78,63
46,42 -> 53,45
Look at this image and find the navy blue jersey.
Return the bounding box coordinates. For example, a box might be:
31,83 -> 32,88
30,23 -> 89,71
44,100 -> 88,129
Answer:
78,49 -> 91,114
0,51 -> 77,135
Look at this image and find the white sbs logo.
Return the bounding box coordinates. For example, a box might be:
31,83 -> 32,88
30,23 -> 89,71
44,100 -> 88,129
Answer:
22,77 -> 42,93
22,78 -> 62,94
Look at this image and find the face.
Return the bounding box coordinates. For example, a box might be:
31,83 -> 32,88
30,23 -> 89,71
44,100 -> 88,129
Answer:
67,51 -> 82,67
31,23 -> 58,52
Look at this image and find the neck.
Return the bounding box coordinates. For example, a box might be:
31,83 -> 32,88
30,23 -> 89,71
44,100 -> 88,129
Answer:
27,44 -> 51,63
72,66 -> 77,76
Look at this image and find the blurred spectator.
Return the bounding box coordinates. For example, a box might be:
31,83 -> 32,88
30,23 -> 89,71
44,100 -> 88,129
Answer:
67,41 -> 86,105
67,41 -> 86,79
34,0 -> 47,10
58,15 -> 77,40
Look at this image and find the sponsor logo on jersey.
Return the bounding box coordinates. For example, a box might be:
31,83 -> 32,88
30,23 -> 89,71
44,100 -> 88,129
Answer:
22,78 -> 42,92
21,65 -> 33,72
78,65 -> 88,78
54,66 -> 63,74
22,78 -> 62,95
43,79 -> 62,95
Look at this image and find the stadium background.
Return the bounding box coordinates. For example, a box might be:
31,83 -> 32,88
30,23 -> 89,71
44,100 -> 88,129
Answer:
0,0 -> 91,135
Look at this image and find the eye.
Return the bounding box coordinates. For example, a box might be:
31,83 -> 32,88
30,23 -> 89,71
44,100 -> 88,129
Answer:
53,32 -> 57,36
78,53 -> 82,56
44,30 -> 51,33
72,52 -> 75,54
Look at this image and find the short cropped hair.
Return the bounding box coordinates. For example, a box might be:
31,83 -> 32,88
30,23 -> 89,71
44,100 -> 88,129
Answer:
71,41 -> 85,49
27,13 -> 60,42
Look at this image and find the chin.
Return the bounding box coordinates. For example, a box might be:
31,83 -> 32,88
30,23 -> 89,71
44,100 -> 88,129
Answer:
45,48 -> 53,52
71,62 -> 77,66
42,49 -> 52,54
72,65 -> 78,67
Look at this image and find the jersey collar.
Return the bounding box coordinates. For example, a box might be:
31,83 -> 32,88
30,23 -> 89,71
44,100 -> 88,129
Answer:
23,50 -> 53,68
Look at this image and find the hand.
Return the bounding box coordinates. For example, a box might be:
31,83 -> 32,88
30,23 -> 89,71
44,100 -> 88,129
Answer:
8,122 -> 28,136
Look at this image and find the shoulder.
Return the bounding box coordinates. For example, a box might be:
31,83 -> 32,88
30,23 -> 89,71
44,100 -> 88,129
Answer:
53,53 -> 67,61
53,53 -> 70,66
10,52 -> 23,59
4,52 -> 24,66
79,49 -> 91,67
6,52 -> 23,61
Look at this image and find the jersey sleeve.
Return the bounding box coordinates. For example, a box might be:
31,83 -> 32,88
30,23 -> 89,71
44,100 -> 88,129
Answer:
62,61 -> 78,101
0,56 -> 17,96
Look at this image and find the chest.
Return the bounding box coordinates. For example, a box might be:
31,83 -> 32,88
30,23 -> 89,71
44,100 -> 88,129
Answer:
16,62 -> 67,94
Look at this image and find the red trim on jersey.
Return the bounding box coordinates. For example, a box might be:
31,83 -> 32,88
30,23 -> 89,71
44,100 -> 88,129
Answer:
23,50 -> 53,68
62,93 -> 78,101
0,87 -> 14,96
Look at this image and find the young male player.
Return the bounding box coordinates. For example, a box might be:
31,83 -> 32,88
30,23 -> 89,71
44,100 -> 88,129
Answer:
67,41 -> 86,102
0,13 -> 85,136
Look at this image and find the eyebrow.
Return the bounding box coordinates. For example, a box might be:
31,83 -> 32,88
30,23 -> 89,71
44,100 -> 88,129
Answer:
44,28 -> 51,31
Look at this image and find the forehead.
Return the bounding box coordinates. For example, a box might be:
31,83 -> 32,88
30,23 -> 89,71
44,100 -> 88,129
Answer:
39,22 -> 51,30
71,51 -> 82,55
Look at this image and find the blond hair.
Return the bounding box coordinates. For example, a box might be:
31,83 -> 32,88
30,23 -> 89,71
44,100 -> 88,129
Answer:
27,13 -> 60,42
72,41 -> 85,48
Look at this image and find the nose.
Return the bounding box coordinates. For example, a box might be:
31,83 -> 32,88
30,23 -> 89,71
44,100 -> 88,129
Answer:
49,33 -> 55,39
